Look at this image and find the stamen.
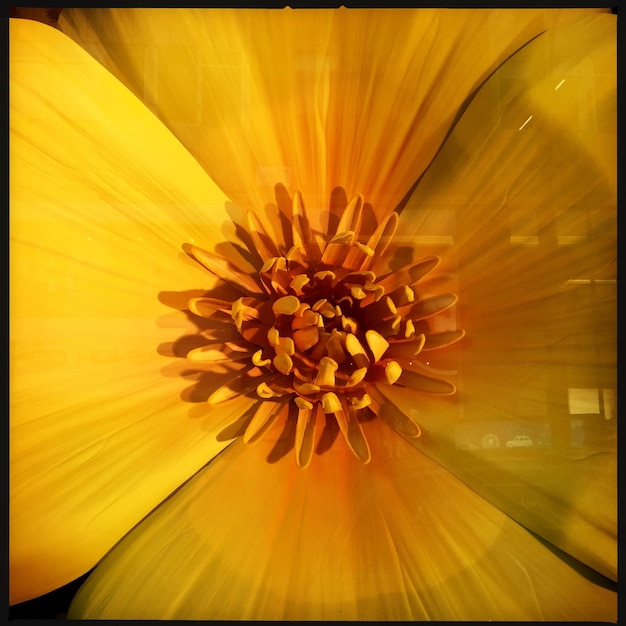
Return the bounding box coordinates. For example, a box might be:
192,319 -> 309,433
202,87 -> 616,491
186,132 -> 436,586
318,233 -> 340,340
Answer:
294,397 -> 313,410
274,256 -> 288,271
293,381 -> 321,395
314,357 -> 339,387
293,327 -> 320,352
336,396 -> 371,464
246,210 -> 280,261
272,295 -> 301,315
273,353 -> 294,375
325,331 -> 347,364
286,245 -> 307,266
351,285 -> 367,300
386,334 -> 426,358
356,242 -> 375,257
321,304 -> 337,318
344,334 -> 370,369
314,270 -> 336,282
187,344 -> 250,363
292,309 -> 319,329
388,285 -> 415,307
350,393 -> 371,410
294,399 -> 316,469
397,369 -> 456,394
362,296 -> 398,323
314,300 -> 336,318
256,382 -> 281,398
243,401 -> 285,444
188,244 -> 262,295
275,336 -> 295,356
342,242 -> 374,270
188,297 -> 232,318
252,349 -> 272,368
260,257 -> 278,273
409,293 -> 457,321
290,274 -> 310,293
291,191 -> 310,248
364,212 -> 398,272
346,367 -> 368,387
423,329 -> 466,350
365,329 -> 389,362
408,256 -> 440,283
363,282 -> 385,302
371,315 -> 402,337
402,319 -> 416,339
341,316 -> 358,333
321,391 -> 342,413
267,327 -> 280,346
336,194 -> 363,234
207,373 -> 260,404
231,297 -> 244,331
384,361 -> 403,384
379,257 -> 441,291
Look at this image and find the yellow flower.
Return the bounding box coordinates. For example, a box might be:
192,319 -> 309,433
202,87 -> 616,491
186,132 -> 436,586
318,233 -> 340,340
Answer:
10,8 -> 616,620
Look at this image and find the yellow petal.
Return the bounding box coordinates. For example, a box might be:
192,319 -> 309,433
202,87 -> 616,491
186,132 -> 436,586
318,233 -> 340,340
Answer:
396,14 -> 616,580
10,19 -> 245,603
67,419 -> 616,620
58,8 -> 608,227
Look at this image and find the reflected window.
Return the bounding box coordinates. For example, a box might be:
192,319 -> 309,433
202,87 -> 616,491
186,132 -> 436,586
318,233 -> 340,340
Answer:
568,387 -> 600,414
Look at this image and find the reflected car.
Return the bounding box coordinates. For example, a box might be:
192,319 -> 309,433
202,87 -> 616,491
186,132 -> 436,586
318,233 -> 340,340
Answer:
506,435 -> 533,448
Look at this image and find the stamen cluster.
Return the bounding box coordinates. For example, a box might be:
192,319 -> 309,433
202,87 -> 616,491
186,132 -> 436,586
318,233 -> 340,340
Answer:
184,187 -> 463,466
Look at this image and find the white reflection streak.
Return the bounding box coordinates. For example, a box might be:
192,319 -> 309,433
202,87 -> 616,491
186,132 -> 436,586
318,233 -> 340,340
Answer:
554,79 -> 566,90
518,115 -> 533,131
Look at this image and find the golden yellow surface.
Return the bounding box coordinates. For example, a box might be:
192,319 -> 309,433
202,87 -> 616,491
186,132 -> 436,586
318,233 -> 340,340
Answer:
9,8 -> 616,620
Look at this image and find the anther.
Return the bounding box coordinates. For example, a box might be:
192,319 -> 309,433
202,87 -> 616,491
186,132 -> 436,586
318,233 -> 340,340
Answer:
293,381 -> 321,395
344,334 -> 370,369
365,329 -> 389,362
314,357 -> 339,387
272,295 -> 301,315
325,331 -> 347,364
290,274 -> 310,293
273,353 -> 294,375
350,393 -> 371,409
314,270 -> 336,282
294,396 -> 313,410
384,361 -> 403,384
388,285 -> 415,307
351,285 -> 367,300
341,316 -> 358,333
321,391 -> 342,413
275,336 -> 295,356
346,367 -> 368,387
252,349 -> 271,367
293,327 -> 320,352
256,382 -> 280,398
267,327 -> 280,346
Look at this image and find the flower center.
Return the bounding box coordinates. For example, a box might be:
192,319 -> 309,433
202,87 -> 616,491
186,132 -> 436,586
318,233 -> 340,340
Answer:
182,187 -> 463,467
241,263 -> 408,400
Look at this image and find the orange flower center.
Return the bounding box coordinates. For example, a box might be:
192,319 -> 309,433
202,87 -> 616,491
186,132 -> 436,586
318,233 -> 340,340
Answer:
183,186 -> 463,467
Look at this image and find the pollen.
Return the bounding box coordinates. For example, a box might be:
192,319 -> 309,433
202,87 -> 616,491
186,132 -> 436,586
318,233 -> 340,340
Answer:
184,186 -> 463,467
